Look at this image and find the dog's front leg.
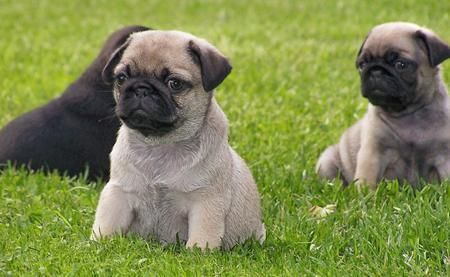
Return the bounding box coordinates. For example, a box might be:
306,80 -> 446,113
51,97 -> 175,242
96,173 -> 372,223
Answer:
186,199 -> 226,250
354,142 -> 386,190
91,184 -> 134,240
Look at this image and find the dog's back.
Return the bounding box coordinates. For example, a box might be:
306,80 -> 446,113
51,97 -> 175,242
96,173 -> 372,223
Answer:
0,25 -> 149,180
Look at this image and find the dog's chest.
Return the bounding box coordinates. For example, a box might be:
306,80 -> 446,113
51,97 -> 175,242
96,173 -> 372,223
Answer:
126,167 -> 198,242
121,140 -> 206,189
129,152 -> 206,204
123,146 -> 212,241
382,112 -> 450,182
382,108 -> 448,146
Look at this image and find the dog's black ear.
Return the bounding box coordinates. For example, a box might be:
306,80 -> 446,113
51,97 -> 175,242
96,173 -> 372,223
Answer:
355,33 -> 370,68
102,38 -> 131,84
188,40 -> 232,92
101,25 -> 149,57
80,25 -> 149,85
415,30 -> 450,67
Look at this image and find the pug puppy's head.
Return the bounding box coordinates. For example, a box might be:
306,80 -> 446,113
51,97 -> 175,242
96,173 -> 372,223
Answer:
356,22 -> 450,113
102,30 -> 232,143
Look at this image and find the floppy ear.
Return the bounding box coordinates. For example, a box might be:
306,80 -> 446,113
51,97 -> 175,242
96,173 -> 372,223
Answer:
188,40 -> 232,92
355,33 -> 370,67
102,38 -> 131,84
415,30 -> 450,67
100,25 -> 149,60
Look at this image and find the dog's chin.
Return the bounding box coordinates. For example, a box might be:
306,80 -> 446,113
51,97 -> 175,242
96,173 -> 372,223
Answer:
119,111 -> 178,137
124,122 -> 175,137
363,89 -> 409,112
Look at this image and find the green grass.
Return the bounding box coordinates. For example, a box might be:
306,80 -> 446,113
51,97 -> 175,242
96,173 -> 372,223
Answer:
1,0 -> 450,275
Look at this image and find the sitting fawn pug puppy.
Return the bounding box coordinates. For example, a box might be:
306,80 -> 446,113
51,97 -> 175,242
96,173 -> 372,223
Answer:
91,30 -> 265,250
316,22 -> 450,189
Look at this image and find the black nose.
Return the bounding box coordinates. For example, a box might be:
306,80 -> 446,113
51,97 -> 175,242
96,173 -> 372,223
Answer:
371,69 -> 383,78
124,82 -> 162,101
134,86 -> 152,98
368,66 -> 392,79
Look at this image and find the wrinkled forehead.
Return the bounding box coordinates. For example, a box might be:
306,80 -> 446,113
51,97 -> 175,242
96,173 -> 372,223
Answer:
118,30 -> 200,79
362,23 -> 422,59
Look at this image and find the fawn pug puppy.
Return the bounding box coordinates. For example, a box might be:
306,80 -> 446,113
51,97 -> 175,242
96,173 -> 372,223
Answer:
317,22 -> 450,189
92,30 -> 265,250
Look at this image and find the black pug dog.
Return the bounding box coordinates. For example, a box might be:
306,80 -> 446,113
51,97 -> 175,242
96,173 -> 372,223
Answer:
0,25 -> 149,181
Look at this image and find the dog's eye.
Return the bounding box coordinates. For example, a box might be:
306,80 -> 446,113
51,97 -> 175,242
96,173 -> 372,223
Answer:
358,61 -> 367,72
394,60 -> 407,71
167,78 -> 185,92
115,73 -> 128,85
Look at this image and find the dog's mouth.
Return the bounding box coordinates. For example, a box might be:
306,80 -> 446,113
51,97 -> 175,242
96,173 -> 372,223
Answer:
361,72 -> 412,112
363,90 -> 408,111
359,62 -> 418,112
119,109 -> 179,136
362,84 -> 412,112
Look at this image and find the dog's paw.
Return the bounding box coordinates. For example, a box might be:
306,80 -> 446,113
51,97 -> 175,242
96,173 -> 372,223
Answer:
186,239 -> 220,251
355,179 -> 377,192
90,232 -> 99,241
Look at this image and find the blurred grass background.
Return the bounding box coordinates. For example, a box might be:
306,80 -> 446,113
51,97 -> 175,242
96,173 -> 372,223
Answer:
0,0 -> 449,275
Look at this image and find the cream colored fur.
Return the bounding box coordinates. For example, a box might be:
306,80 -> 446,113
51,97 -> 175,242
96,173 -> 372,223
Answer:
92,30 -> 265,250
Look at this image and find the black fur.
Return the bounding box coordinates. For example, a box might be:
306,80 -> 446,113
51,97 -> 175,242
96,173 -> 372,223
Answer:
357,50 -> 418,112
102,39 -> 132,84
115,76 -> 179,137
0,25 -> 149,180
